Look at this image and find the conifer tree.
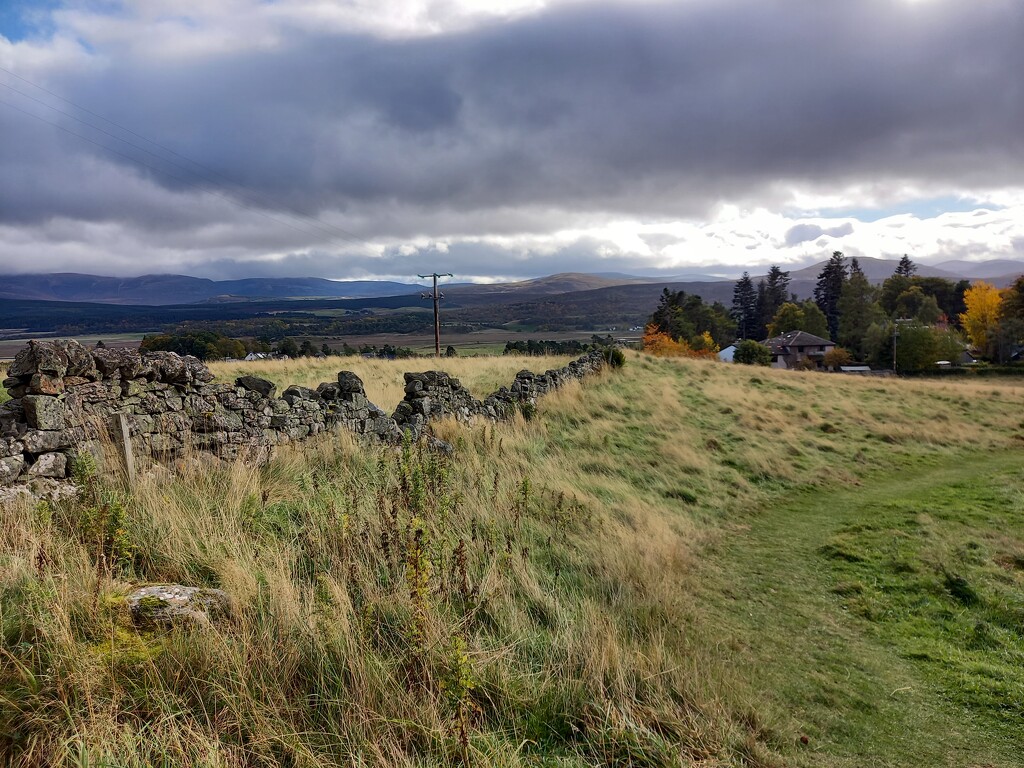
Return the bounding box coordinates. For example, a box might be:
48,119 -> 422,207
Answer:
757,266 -> 791,338
813,251 -> 848,341
731,272 -> 758,340
895,254 -> 917,277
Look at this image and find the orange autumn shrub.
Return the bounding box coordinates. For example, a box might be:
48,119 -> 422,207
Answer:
643,326 -> 718,359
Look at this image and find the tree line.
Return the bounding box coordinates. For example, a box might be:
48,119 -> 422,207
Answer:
645,253 -> 1023,371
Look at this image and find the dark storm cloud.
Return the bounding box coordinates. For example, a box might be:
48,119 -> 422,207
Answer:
1,0 -> 1023,276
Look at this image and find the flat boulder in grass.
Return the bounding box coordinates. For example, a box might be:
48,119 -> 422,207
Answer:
127,585 -> 232,628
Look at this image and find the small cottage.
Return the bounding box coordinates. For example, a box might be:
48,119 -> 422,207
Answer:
761,330 -> 835,370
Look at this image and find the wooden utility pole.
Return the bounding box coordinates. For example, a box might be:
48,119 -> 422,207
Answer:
419,272 -> 452,357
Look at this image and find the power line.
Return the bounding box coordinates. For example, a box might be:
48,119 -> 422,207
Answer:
0,64 -> 377,251
419,272 -> 453,357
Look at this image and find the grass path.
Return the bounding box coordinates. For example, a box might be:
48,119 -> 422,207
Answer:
700,449 -> 1024,767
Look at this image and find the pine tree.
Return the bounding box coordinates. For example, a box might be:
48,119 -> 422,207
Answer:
895,254 -> 917,278
731,272 -> 758,340
813,251 -> 848,341
754,280 -> 768,339
757,266 -> 790,338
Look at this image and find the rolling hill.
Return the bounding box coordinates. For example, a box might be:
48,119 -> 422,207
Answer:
0,273 -> 427,305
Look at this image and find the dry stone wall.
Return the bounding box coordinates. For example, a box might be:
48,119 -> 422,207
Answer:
0,340 -> 607,487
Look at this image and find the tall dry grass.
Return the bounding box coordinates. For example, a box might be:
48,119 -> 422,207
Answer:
3,351 -> 1024,766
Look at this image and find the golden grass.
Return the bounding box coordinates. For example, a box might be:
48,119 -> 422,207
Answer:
3,351 -> 1024,766
208,354 -> 578,412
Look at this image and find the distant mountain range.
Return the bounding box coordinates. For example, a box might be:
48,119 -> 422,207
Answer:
0,258 -> 1020,308
0,273 -> 428,305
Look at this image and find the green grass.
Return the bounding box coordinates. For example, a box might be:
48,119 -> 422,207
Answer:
698,453 -> 1024,766
3,352 -> 1024,766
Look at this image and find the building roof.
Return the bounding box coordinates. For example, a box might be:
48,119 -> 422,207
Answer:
762,330 -> 834,353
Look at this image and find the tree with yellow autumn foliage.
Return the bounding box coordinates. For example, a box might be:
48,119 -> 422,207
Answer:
959,281 -> 1003,360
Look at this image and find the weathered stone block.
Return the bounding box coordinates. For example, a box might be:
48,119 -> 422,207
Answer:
23,396 -> 65,431
92,347 -> 143,379
0,455 -> 25,484
337,371 -> 364,394
0,437 -> 24,458
27,452 -> 67,478
236,376 -> 276,398
121,380 -> 145,398
10,340 -> 69,378
147,433 -> 178,453
193,408 -> 243,433
316,382 -> 340,400
282,385 -> 320,405
21,430 -> 70,454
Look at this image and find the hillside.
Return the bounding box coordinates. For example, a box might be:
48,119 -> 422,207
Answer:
0,272 -> 651,307
2,353 -> 1023,766
0,273 -> 427,305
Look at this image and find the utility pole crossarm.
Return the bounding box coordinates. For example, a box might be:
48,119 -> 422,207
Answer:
419,272 -> 453,357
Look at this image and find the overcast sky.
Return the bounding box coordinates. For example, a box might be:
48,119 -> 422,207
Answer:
1,0 -> 1022,282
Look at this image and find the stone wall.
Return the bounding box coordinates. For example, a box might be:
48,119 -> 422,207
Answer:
0,341 -> 607,487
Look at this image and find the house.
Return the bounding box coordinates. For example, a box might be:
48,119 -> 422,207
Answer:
761,330 -> 835,370
718,345 -> 737,363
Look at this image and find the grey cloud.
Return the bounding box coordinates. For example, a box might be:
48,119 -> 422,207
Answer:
1,0 -> 1023,276
785,222 -> 855,246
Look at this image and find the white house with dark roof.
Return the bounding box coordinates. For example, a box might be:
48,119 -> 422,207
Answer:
761,330 -> 835,369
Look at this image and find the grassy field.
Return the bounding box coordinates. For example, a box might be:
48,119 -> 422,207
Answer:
2,352 -> 1023,766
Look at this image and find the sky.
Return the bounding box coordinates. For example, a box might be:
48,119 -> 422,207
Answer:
1,0 -> 1023,283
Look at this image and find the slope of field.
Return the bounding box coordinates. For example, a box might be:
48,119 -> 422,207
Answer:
2,354 -> 1023,766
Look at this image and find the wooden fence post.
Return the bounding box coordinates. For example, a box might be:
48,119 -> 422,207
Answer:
114,412 -> 136,488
